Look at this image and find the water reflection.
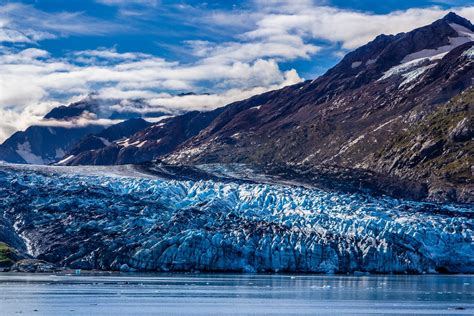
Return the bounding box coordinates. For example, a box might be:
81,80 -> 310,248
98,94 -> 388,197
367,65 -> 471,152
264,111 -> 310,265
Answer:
0,274 -> 472,315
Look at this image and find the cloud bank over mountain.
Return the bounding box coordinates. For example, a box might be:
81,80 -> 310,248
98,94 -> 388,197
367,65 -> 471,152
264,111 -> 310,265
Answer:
0,0 -> 473,142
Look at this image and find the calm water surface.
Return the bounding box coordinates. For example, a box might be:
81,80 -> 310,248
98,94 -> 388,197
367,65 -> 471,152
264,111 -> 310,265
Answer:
0,273 -> 472,315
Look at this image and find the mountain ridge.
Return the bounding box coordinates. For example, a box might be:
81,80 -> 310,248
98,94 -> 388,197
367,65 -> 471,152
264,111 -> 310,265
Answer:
2,13 -> 473,203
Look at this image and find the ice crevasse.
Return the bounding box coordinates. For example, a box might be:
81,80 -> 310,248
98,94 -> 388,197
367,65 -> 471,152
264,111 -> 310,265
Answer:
0,167 -> 472,273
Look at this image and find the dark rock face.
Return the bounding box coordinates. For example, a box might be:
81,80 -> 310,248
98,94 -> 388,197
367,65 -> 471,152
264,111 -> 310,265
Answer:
96,118 -> 151,142
158,16 -> 474,203
66,118 -> 151,157
0,125 -> 104,164
0,146 -> 25,164
370,89 -> 473,203
450,117 -> 474,142
10,259 -> 60,273
63,110 -> 224,165
43,99 -> 97,120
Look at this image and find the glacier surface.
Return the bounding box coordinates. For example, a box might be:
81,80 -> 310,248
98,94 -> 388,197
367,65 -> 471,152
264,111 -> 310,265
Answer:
0,165 -> 472,273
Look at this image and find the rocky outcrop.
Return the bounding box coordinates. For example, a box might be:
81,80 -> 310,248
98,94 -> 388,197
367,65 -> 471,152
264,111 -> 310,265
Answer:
0,125 -> 105,164
0,242 -> 23,269
65,118 -> 151,157
9,259 -> 61,273
369,88 -> 473,203
0,165 -> 472,273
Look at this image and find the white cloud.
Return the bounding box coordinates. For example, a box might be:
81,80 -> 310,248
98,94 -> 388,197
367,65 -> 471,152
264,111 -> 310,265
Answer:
73,48 -> 152,61
0,3 -> 128,43
1,1 -> 474,144
37,111 -> 124,128
96,0 -> 159,6
187,36 -> 320,63
212,3 -> 474,49
0,46 -> 302,142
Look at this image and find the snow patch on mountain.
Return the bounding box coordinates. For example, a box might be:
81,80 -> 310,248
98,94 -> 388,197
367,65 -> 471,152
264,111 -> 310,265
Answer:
117,138 -> 144,148
98,137 -> 111,146
401,24 -> 473,64
56,155 -> 75,165
55,148 -> 66,159
379,23 -> 473,84
136,140 -> 147,148
379,58 -> 430,82
449,23 -> 474,41
400,63 -> 437,87
366,58 -> 377,65
463,46 -> 474,58
16,142 -> 45,165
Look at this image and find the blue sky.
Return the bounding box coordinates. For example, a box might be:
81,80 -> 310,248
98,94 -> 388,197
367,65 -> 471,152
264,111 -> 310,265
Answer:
0,0 -> 473,141
8,0 -> 474,76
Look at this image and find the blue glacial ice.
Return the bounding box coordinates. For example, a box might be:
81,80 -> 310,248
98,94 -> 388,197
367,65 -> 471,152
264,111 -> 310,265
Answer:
0,165 -> 472,273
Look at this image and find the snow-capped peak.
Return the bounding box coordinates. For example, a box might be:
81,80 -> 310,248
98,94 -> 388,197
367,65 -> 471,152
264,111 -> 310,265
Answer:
379,21 -> 473,84
400,23 -> 473,64
449,23 -> 474,40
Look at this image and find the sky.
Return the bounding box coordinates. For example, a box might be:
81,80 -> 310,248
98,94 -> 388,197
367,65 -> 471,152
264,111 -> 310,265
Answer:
0,0 -> 473,142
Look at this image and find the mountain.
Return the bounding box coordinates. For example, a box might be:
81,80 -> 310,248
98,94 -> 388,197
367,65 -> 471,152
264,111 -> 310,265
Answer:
61,13 -> 474,202
166,14 -> 473,168
369,88 -> 473,202
0,96 -> 163,164
0,125 -> 104,164
58,118 -> 152,164
59,109 -> 224,165
0,96 -> 109,164
166,14 -> 472,203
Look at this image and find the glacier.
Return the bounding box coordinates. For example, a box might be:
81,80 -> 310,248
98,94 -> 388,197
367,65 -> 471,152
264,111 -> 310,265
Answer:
0,164 -> 472,274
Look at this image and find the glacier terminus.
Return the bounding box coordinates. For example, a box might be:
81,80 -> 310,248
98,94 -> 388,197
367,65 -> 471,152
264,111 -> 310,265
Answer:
0,163 -> 472,274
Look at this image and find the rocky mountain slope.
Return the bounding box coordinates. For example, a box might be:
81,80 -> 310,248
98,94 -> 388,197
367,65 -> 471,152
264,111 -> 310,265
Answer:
368,88 -> 473,202
62,110 -> 224,165
2,13 -> 472,203
58,13 -> 474,203
59,118 -> 152,164
167,13 -> 473,166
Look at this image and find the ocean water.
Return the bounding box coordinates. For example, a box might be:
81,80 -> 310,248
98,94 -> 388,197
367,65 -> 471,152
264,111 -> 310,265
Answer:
0,274 -> 472,315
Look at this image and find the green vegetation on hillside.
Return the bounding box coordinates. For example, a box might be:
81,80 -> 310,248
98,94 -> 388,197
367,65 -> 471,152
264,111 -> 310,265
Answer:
0,242 -> 16,267
375,87 -> 473,199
